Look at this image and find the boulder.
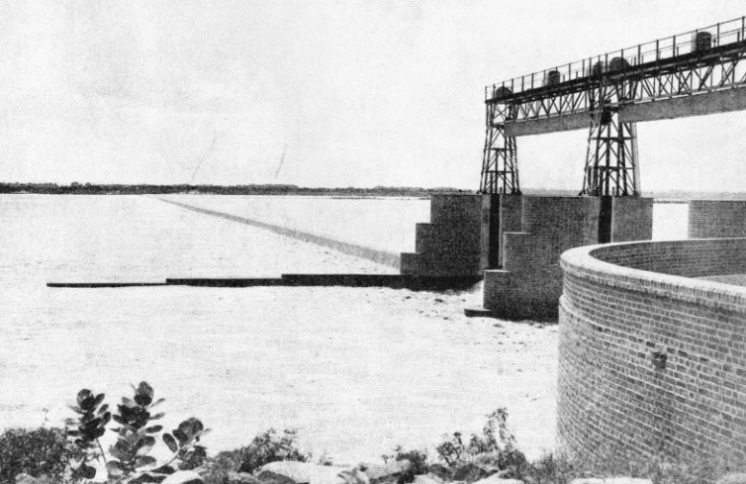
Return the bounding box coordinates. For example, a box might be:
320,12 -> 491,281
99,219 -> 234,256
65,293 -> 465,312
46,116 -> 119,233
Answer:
570,479 -> 652,484
717,474 -> 746,484
453,462 -> 498,482
361,460 -> 412,483
14,475 -> 55,484
473,474 -> 523,484
427,464 -> 452,481
413,475 -> 444,484
258,461 -> 355,484
256,469 -> 300,484
161,471 -> 205,484
228,471 -> 262,484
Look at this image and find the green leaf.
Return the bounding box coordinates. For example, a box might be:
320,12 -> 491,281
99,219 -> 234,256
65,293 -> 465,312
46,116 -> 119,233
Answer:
136,435 -> 157,456
173,429 -> 188,446
163,433 -> 178,453
135,381 -> 155,406
135,455 -> 157,468
107,460 -> 126,478
79,395 -> 96,412
79,463 -> 96,479
150,398 -> 166,408
146,425 -> 163,434
68,405 -> 85,415
77,389 -> 93,407
111,439 -> 135,461
98,403 -> 110,415
94,393 -> 106,408
150,412 -> 165,420
122,396 -> 137,407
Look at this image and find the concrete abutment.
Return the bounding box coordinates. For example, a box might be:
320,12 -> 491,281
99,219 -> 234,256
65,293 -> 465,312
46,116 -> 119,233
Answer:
472,195 -> 653,320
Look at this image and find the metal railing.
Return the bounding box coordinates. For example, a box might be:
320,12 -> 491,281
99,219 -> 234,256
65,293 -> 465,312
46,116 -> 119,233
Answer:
486,16 -> 746,100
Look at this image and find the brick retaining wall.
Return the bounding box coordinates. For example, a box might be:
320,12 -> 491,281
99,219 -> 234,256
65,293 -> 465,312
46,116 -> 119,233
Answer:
558,238 -> 746,462
476,196 -> 652,321
689,200 -> 746,238
401,194 -> 483,276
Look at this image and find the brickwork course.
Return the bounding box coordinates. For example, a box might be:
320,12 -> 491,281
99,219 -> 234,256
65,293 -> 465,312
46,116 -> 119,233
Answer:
559,238 -> 746,462
478,196 -> 653,320
689,200 -> 746,239
401,194 -> 483,276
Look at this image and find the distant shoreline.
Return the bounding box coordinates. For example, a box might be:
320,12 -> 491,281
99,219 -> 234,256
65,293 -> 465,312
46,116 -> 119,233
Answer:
1,183 -> 745,201
0,183 -> 471,197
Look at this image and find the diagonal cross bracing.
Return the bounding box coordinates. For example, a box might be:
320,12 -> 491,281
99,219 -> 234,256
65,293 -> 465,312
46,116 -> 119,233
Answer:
487,17 -> 746,137
480,17 -> 746,196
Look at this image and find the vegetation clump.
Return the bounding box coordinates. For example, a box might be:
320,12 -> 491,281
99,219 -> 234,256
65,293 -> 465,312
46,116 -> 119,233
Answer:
435,408 -> 526,481
0,427 -> 80,484
65,381 -> 209,484
5,394 -> 745,484
213,428 -> 310,475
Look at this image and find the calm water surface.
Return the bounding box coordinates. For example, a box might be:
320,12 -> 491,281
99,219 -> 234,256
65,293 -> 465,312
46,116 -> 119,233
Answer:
0,195 -> 684,462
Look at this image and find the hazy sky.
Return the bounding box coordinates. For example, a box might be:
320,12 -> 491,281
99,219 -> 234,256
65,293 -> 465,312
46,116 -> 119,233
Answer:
2,0 -> 746,192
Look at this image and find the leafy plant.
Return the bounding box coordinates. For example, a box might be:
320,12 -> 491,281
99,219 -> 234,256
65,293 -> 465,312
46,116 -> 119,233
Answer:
0,427 -> 80,484
381,446 -> 429,483
106,382 -> 166,481
435,408 -> 526,478
218,428 -> 309,474
162,418 -> 210,470
66,389 -> 111,479
63,381 -> 208,483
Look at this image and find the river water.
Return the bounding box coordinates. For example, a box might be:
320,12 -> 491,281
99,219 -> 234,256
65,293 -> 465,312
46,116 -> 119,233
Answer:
0,195 -> 685,463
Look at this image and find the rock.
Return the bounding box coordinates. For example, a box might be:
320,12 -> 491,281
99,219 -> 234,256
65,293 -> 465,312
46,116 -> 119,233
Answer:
161,471 -> 205,484
131,473 -> 170,484
15,475 -> 36,484
256,469 -> 300,484
361,460 -> 412,483
570,478 -> 652,484
717,474 -> 746,484
14,475 -> 55,484
427,464 -> 452,481
474,477 -> 523,484
413,475 -> 444,484
228,471 -> 262,484
339,469 -> 370,484
453,462 -> 496,482
258,461 -> 355,484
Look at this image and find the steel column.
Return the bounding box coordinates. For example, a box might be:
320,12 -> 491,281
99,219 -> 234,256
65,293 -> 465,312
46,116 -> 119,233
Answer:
480,100 -> 521,194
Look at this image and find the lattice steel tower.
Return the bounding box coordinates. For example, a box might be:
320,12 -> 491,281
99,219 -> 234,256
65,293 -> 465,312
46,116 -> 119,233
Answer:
480,17 -> 746,197
580,83 -> 640,196
480,91 -> 521,194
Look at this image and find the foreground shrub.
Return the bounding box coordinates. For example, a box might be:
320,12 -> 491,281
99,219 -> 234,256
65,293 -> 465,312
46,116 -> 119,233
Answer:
383,446 -> 429,476
435,408 -> 526,480
0,427 -> 80,484
215,428 -> 310,474
381,446 -> 429,483
65,381 -> 209,483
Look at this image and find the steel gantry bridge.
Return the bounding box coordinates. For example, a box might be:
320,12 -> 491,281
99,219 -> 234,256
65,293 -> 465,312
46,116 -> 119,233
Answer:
480,16 -> 746,196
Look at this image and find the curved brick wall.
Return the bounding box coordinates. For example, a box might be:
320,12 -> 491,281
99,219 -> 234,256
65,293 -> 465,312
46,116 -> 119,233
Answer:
558,238 -> 746,462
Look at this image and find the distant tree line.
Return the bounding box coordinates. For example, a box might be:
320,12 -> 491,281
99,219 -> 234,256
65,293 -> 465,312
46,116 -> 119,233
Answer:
0,182 -> 473,197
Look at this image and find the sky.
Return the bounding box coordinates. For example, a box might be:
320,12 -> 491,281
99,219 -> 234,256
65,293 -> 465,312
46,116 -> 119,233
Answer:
1,0 -> 746,192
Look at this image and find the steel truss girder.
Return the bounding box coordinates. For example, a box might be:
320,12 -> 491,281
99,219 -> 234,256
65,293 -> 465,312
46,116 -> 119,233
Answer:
501,42 -> 746,126
480,103 -> 521,194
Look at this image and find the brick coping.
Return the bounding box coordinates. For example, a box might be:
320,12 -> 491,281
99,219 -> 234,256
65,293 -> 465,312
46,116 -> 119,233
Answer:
560,238 -> 746,313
